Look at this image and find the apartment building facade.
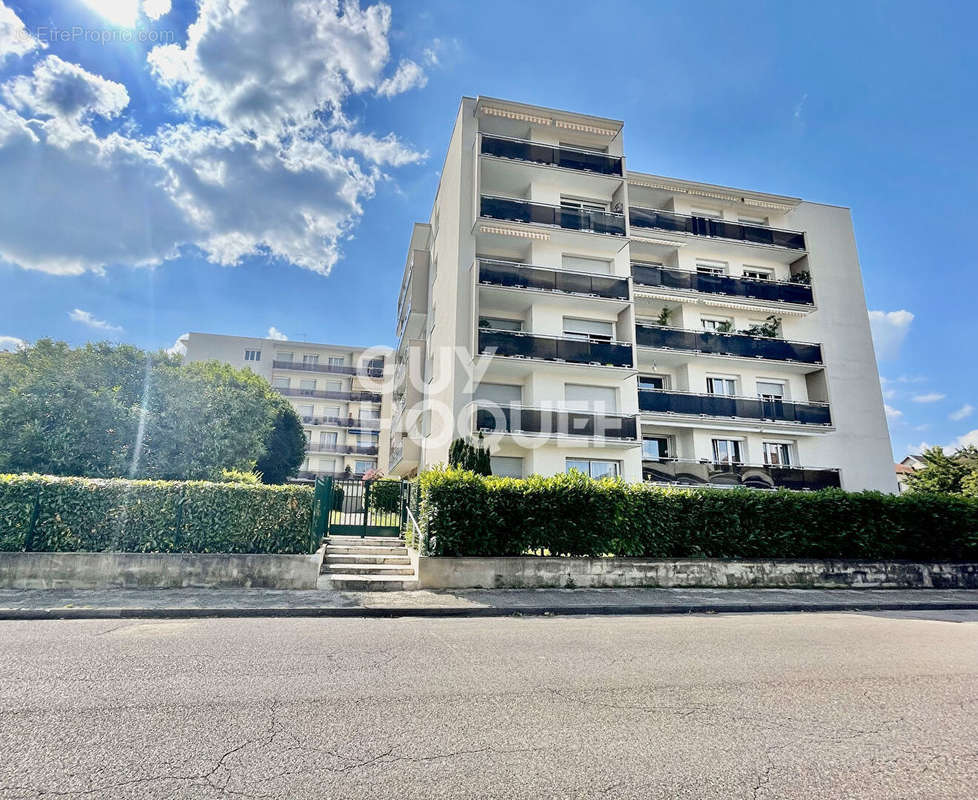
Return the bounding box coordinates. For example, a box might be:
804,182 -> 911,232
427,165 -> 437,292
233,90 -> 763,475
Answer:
388,96 -> 897,492
182,333 -> 390,480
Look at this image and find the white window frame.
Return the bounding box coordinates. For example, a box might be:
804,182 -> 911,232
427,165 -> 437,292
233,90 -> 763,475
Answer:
244,349 -> 261,362
763,441 -> 794,466
642,436 -> 671,461
302,354 -> 319,365
560,195 -> 609,212
738,214 -> 769,226
272,377 -> 289,389
480,316 -> 523,332
354,460 -> 375,475
563,317 -> 614,342
706,376 -> 738,396
695,259 -> 728,276
701,316 -> 734,332
639,374 -> 669,390
756,380 -> 787,401
742,266 -> 775,281
690,206 -> 722,219
712,438 -> 744,464
327,356 -> 345,367
277,351 -> 294,363
299,378 -> 316,391
565,458 -> 621,479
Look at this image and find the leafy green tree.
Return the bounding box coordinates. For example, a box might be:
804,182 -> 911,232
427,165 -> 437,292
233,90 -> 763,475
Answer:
447,434 -> 492,475
904,446 -> 978,495
255,397 -> 306,484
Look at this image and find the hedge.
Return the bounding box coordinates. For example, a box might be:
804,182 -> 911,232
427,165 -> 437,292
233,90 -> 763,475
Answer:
0,474 -> 314,554
416,468 -> 978,561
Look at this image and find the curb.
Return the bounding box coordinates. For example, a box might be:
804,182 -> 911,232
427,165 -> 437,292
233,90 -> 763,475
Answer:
3,600 -> 978,621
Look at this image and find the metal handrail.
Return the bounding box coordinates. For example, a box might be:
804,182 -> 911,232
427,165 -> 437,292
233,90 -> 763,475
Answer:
482,194 -> 625,219
481,132 -> 618,158
474,400 -> 639,420
631,262 -> 810,291
479,256 -> 625,281
479,326 -> 631,346
628,204 -> 804,238
642,456 -> 840,472
638,387 -> 829,407
634,322 -> 820,349
273,359 -> 383,377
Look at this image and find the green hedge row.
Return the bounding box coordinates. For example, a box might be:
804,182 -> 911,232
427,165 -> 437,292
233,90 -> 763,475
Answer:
0,474 -> 314,554
416,469 -> 978,560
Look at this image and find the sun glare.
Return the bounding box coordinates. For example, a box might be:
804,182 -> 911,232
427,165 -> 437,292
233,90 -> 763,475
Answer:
82,0 -> 140,27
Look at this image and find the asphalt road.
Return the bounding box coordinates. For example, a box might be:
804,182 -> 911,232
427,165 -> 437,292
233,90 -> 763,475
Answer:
1,611 -> 977,799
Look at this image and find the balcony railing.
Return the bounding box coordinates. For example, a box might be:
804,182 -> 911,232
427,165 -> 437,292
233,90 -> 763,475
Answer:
635,324 -> 822,365
294,470 -> 365,482
307,443 -> 379,456
273,359 -> 383,378
478,328 -> 633,368
629,206 -> 806,250
480,134 -> 623,176
480,195 -> 626,236
478,258 -> 629,301
638,388 -> 831,426
278,387 -> 383,403
301,415 -> 381,429
642,459 -> 841,490
475,403 -> 638,441
631,263 -> 813,306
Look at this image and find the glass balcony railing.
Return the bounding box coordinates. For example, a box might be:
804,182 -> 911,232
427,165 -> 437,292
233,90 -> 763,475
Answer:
478,258 -> 629,301
475,403 -> 638,441
631,263 -> 813,306
641,459 -> 841,490
478,328 -> 633,368
480,134 -> 623,176
638,388 -> 831,426
278,387 -> 382,403
629,206 -> 806,250
300,415 -> 381,429
481,195 -> 626,236
306,443 -> 379,456
635,324 -> 822,365
272,359 -> 384,377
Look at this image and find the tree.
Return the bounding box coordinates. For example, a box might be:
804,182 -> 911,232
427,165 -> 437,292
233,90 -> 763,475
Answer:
447,433 -> 492,475
255,397 -> 306,484
904,446 -> 978,495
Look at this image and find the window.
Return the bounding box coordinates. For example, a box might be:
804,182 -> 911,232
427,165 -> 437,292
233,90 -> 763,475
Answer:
707,377 -> 737,396
475,383 -> 522,406
763,442 -> 793,466
695,259 -> 727,277
564,384 -> 617,412
562,254 -> 611,273
560,196 -> 608,212
302,354 -> 319,365
359,407 -> 380,420
277,351 -> 293,363
490,456 -> 524,478
244,349 -> 261,362
354,460 -> 374,475
738,215 -> 769,226
480,317 -> 523,331
563,317 -> 614,341
319,431 -> 338,448
272,377 -> 289,389
323,405 -> 341,419
299,379 -> 316,391
642,437 -> 670,461
756,381 -> 785,400
742,267 -> 774,281
319,458 -> 337,474
639,375 -> 667,390
701,317 -> 733,332
325,380 -> 342,392
712,439 -> 743,464
328,356 -> 345,367
690,207 -> 722,219
298,404 -> 314,418
566,458 -> 620,479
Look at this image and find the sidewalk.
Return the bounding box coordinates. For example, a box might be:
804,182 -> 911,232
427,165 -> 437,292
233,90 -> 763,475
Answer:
2,586 -> 978,620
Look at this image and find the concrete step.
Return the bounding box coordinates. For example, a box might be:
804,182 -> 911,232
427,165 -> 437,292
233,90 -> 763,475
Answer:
326,574 -> 420,591
328,536 -> 404,546
324,563 -> 415,576
325,553 -> 411,565
326,545 -> 407,556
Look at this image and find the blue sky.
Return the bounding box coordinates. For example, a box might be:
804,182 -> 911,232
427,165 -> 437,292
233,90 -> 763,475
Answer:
0,0 -> 975,460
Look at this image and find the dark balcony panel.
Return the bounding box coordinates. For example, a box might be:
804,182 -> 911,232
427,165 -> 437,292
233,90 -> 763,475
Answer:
641,459 -> 841,490
475,404 -> 637,441
638,389 -> 831,425
630,207 -> 806,250
478,260 -> 629,301
480,135 -> 623,176
278,387 -> 383,403
478,328 -> 633,368
630,264 -> 814,306
480,196 -> 626,236
272,360 -> 383,378
635,324 -> 822,365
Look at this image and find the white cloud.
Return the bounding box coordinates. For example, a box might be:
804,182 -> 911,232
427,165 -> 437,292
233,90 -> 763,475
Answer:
376,59 -> 427,98
267,326 -> 288,341
3,56 -> 129,121
0,334 -> 25,351
884,404 -> 903,421
868,309 -> 914,361
882,388 -> 896,399
68,308 -> 123,334
0,3 -> 43,62
330,129 -> 426,166
166,332 -> 189,356
950,404 -> 974,422
947,430 -> 978,451
142,0 -> 171,21
912,392 -> 946,404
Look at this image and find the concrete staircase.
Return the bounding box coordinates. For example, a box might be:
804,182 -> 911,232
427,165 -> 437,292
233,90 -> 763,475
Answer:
321,535 -> 417,591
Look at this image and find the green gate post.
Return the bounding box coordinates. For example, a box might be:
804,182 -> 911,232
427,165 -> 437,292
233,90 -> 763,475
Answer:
361,479 -> 371,538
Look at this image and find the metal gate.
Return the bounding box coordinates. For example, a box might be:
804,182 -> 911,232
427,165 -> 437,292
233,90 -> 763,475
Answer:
312,477 -> 410,538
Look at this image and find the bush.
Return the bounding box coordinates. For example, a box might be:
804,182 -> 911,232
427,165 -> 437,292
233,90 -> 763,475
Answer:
416,468 -> 978,560
369,479 -> 402,514
0,473 -> 314,554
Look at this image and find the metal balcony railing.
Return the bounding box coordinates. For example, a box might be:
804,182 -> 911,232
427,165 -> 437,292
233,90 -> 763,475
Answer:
272,359 -> 383,377
638,388 -> 831,426
306,443 -> 379,456
475,403 -> 638,441
631,263 -> 813,306
480,195 -> 626,236
300,416 -> 381,429
478,258 -> 629,301
478,328 -> 634,368
480,134 -> 623,176
641,459 -> 841,490
278,387 -> 383,403
629,206 -> 806,250
635,324 -> 822,365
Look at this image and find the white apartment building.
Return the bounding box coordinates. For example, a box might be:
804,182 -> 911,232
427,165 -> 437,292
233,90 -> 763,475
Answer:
182,333 -> 390,480
387,96 -> 897,492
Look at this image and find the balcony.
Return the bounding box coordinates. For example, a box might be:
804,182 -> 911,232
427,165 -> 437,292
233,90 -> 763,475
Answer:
478,328 -> 633,368
279,387 -> 383,403
272,359 -> 384,378
480,134 -> 623,176
475,403 -> 638,441
307,443 -> 379,456
480,195 -> 626,236
642,459 -> 841,490
478,258 -> 629,301
635,324 -> 822,365
629,206 -> 806,250
639,388 -> 831,426
301,415 -> 381,430
631,263 -> 813,307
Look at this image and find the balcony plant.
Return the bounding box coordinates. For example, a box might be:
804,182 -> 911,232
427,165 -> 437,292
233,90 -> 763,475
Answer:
740,315 -> 782,338
789,271 -> 811,285
716,320 -> 734,333
654,307 -> 672,326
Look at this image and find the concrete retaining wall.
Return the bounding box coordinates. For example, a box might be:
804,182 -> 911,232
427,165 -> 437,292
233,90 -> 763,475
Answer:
417,557 -> 978,590
0,548 -> 325,590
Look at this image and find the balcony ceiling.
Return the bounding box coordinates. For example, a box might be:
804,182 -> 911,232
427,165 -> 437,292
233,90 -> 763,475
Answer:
639,414 -> 834,437
474,218 -> 627,255
478,283 -> 632,316
480,152 -> 623,201
478,353 -> 637,381
629,224 -> 806,265
636,346 -> 823,375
